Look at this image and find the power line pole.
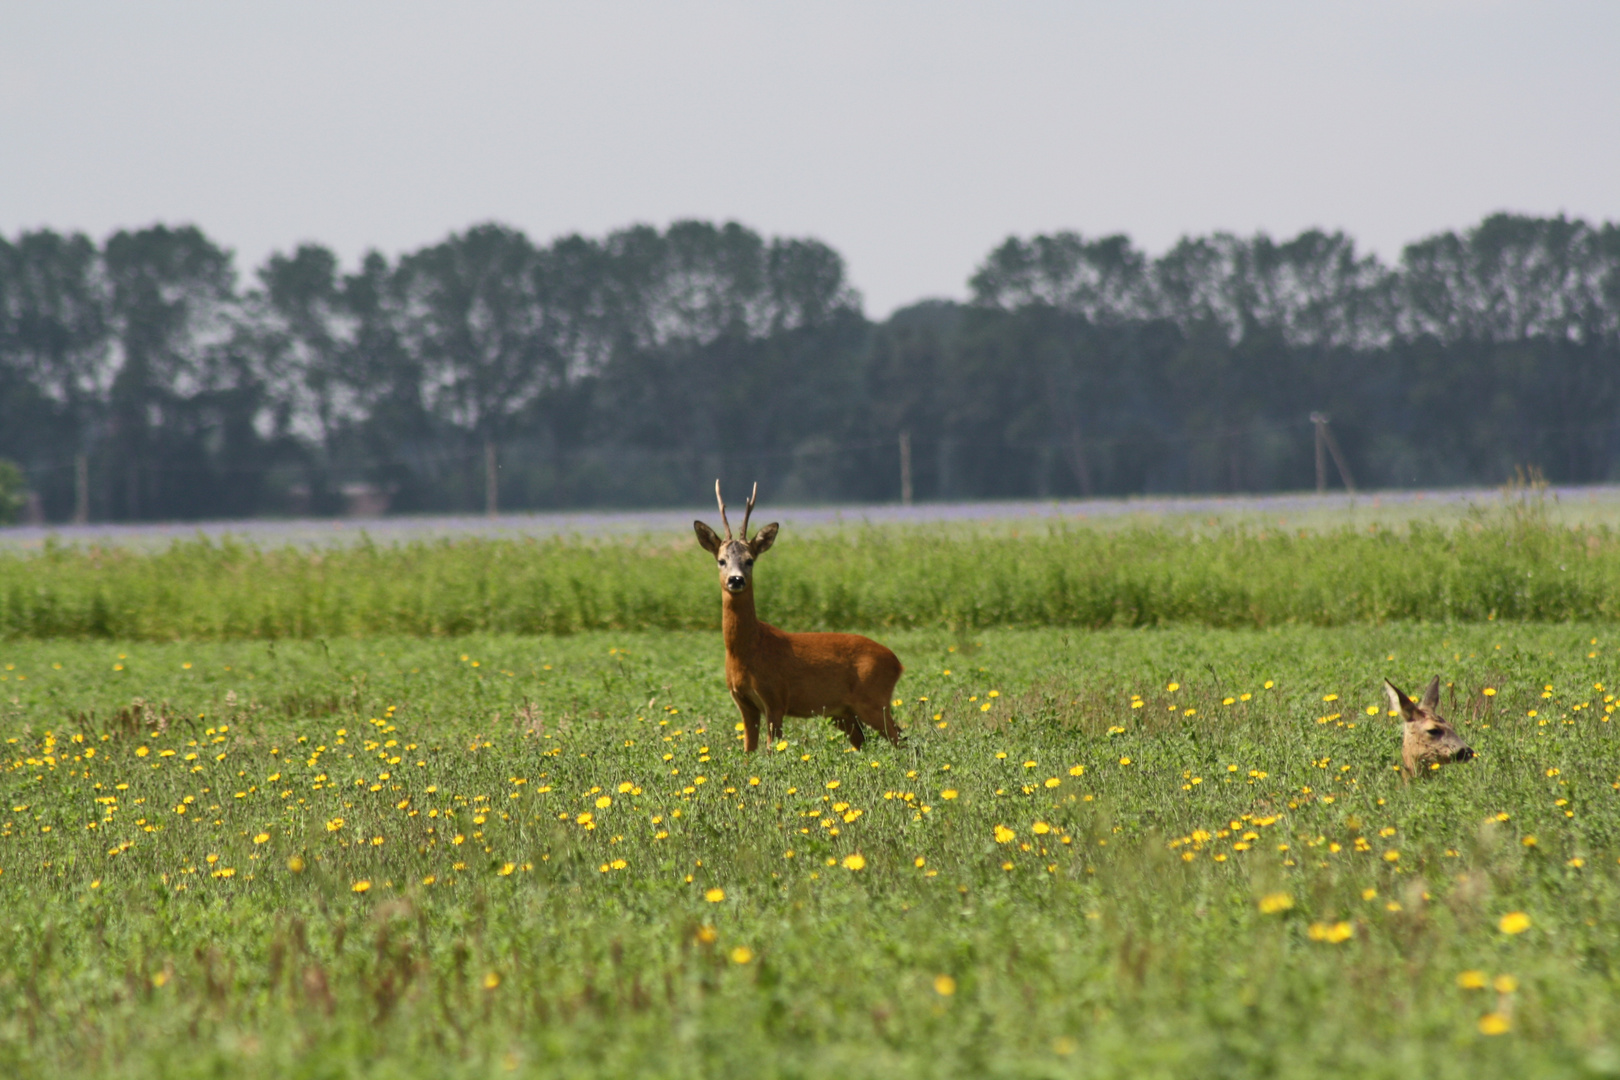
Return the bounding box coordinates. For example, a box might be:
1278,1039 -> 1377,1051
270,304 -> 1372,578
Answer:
484,438 -> 498,518
73,454 -> 89,524
898,430 -> 913,507
1310,412 -> 1356,493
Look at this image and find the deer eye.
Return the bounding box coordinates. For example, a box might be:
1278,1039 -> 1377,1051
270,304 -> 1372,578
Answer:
745,558 -> 754,567
1426,727 -> 1443,737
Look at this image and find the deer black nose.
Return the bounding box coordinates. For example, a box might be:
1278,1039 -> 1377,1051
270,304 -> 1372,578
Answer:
1454,746 -> 1475,762
726,575 -> 746,590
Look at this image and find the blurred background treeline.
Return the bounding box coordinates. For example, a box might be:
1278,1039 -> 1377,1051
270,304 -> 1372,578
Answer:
1,212 -> 1618,522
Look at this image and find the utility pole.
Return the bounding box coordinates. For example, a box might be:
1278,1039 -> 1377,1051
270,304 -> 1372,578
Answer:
1310,413 -> 1356,493
73,454 -> 88,524
898,430 -> 913,507
484,438 -> 498,517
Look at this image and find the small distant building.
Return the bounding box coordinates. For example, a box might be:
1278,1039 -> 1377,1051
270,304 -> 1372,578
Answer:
340,483 -> 394,518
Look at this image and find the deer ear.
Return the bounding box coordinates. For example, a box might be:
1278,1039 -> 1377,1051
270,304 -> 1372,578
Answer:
694,521 -> 722,555
750,522 -> 779,556
1420,676 -> 1442,711
1384,679 -> 1416,721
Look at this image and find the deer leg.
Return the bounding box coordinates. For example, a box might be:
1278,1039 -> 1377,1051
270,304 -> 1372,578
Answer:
831,708 -> 865,749
857,699 -> 905,747
766,709 -> 785,745
732,693 -> 763,753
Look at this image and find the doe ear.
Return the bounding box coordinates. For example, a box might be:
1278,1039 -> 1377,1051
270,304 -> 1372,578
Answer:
1383,679 -> 1416,721
1419,676 -> 1442,711
694,520 -> 722,556
749,522 -> 779,557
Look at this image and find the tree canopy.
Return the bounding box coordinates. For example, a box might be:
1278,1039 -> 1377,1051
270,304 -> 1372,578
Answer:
2,213 -> 1618,520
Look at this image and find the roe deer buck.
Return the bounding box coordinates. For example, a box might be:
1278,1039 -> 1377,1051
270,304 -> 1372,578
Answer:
1384,676 -> 1475,778
694,482 -> 905,752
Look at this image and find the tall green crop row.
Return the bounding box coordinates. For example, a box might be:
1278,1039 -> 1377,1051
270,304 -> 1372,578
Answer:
3,517 -> 1618,640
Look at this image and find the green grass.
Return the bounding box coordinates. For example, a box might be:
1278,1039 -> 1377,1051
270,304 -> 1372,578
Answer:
4,623 -> 1620,1077
7,496 -> 1620,639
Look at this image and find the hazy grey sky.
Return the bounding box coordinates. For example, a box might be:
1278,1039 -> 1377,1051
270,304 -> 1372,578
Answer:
3,2 -> 1617,316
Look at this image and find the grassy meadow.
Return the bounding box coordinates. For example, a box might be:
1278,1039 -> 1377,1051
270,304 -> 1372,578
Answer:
2,622 -> 1620,1078
5,498 -> 1620,1077
6,495 -> 1620,639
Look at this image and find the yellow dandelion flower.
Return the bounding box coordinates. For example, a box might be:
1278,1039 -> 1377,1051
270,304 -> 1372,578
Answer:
326,817 -> 344,832
352,880 -> 371,893
1478,1012 -> 1511,1035
1498,911 -> 1531,934
842,853 -> 866,871
253,832 -> 269,844
729,946 -> 753,964
994,825 -> 1016,844
595,795 -> 612,809
1257,892 -> 1293,914
498,862 -> 515,876
1307,921 -> 1353,943
695,925 -> 718,944
933,974 -> 956,996
1457,970 -> 1488,989
705,887 -> 725,903
1493,974 -> 1518,993
483,972 -> 500,990
287,855 -> 305,873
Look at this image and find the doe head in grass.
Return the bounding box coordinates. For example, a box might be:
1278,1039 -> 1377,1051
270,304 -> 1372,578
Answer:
1383,676 -> 1475,779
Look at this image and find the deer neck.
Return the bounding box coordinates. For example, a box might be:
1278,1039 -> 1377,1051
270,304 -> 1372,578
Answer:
721,587 -> 761,659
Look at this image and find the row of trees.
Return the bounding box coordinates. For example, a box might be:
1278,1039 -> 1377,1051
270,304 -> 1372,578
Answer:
2,213 -> 1618,520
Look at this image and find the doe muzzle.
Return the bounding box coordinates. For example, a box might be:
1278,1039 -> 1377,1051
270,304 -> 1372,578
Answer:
1454,746 -> 1476,762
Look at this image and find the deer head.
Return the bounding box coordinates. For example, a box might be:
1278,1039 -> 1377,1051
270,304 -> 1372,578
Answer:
694,481 -> 779,595
1384,676 -> 1475,778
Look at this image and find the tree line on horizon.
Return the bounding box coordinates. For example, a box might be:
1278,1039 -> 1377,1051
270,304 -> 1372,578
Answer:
1,212 -> 1617,522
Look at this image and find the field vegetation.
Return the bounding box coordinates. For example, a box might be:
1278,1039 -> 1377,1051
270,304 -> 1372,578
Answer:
3,496 -> 1620,640
4,497 -> 1620,1076
3,621 -> 1620,1077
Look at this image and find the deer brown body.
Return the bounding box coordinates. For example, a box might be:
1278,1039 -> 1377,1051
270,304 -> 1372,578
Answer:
1384,676 -> 1475,778
696,483 -> 904,752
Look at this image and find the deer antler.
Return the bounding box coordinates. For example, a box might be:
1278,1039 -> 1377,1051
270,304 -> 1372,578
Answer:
741,483 -> 758,541
714,479 -> 732,539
